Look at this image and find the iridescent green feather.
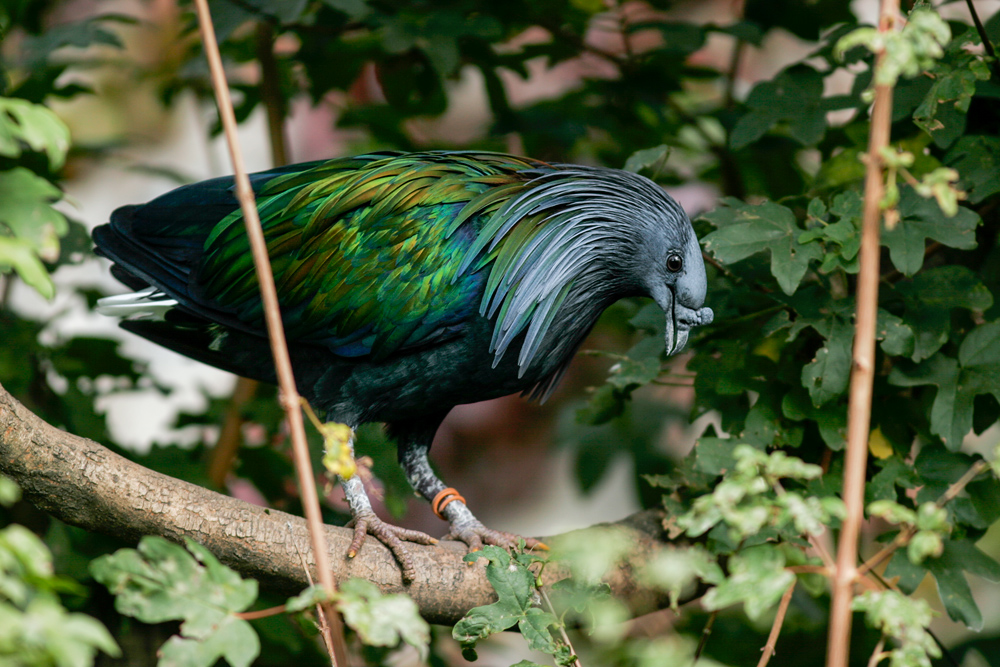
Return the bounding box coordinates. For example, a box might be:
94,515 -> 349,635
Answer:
194,152 -> 545,361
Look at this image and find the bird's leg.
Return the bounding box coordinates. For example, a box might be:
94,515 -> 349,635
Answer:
395,419 -> 547,553
337,433 -> 437,582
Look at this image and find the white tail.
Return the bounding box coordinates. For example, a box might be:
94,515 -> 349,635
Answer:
96,287 -> 178,320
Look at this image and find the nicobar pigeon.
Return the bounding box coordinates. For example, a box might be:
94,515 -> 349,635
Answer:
93,151 -> 714,579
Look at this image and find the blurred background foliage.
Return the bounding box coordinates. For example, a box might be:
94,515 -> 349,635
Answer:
2,0 -> 1000,665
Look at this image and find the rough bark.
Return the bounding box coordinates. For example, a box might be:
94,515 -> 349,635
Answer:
0,381 -> 678,625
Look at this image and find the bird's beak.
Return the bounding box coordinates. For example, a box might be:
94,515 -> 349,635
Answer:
659,289 -> 714,356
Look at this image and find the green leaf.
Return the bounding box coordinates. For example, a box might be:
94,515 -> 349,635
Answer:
799,192 -> 863,274
0,237 -> 55,298
335,579 -> 430,658
624,144 -> 671,174
91,536 -> 260,667
913,51 -> 990,148
925,539 -> 1000,630
320,0 -> 372,20
0,474 -> 20,507
853,590 -> 940,666
895,265 -> 992,361
700,200 -> 822,295
701,544 -> 795,621
282,585 -> 330,614
0,166 -> 67,243
782,389 -> 847,449
0,595 -> 121,667
606,336 -> 663,391
21,15 -> 128,70
947,135 -> 1000,203
453,546 -> 560,657
877,309 -> 915,358
0,97 -> 71,169
550,526 -> 634,584
576,383 -> 625,425
730,65 -> 827,149
641,546 -> 723,610
158,616 -> 258,667
801,315 -> 854,406
890,320 -> 1000,449
881,187 -> 980,276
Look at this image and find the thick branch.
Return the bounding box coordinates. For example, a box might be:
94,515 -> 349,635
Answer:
0,381 -> 678,625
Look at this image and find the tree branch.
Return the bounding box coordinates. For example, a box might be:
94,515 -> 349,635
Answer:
0,380 -> 681,626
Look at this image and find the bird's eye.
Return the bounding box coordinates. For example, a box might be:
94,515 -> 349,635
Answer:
666,253 -> 683,273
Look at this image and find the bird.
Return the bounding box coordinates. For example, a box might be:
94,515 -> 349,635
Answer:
92,150 -> 714,580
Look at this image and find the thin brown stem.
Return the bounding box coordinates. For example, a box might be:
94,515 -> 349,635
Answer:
857,459 -> 990,576
236,604 -> 287,620
208,21 -> 289,487
773,481 -> 836,571
650,380 -> 695,387
724,39 -> 744,110
964,0 -> 997,61
256,22 -> 289,166
208,376 -> 257,488
756,580 -> 795,667
0,275 -> 11,310
295,542 -> 338,663
866,638 -> 887,667
190,1 -> 347,665
539,585 -> 583,667
693,611 -> 717,663
936,459 -> 989,507
857,529 -> 912,578
617,0 -> 634,64
827,3 -> 898,666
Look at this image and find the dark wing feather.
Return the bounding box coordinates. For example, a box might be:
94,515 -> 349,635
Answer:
95,151 -> 546,361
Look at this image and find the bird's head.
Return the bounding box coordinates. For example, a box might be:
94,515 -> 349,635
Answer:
602,172 -> 713,356
642,220 -> 714,356
472,164 -> 714,368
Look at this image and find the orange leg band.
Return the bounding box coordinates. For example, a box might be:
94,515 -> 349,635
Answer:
431,487 -> 466,520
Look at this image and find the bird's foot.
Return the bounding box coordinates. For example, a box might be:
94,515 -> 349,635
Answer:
445,518 -> 549,554
345,511 -> 437,582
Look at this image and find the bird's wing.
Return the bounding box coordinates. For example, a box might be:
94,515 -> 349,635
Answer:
96,151 -> 547,361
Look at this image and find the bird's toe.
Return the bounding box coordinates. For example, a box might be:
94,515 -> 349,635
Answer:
345,512 -> 437,582
446,521 -> 547,553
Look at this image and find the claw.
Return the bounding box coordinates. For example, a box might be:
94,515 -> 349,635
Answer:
346,511 -> 437,582
445,520 -> 547,554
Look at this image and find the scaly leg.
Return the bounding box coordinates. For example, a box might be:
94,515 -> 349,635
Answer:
337,432 -> 437,582
393,417 -> 547,552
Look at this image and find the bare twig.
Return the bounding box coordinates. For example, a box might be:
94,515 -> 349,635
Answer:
936,459 -> 990,507
774,481 -> 837,571
256,22 -> 289,165
236,604 -> 288,620
857,459 -> 990,577
964,0 -> 997,62
757,580 -> 796,667
208,21 -> 289,488
693,610 -> 717,663
208,376 -> 257,487
724,39 -> 744,110
866,637 -> 887,667
616,0 -> 634,64
189,1 -> 347,664
827,3 -> 899,666
0,275 -> 10,309
539,585 -> 583,667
